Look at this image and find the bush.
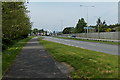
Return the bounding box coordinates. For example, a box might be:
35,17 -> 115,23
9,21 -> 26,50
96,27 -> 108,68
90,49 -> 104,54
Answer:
2,35 -> 28,50
2,38 -> 14,50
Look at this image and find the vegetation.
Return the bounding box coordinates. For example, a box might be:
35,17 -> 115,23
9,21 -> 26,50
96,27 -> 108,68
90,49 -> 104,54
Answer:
2,2 -> 32,50
39,39 -> 118,78
94,18 -> 120,32
74,18 -> 87,33
55,37 -> 120,45
96,17 -> 106,32
2,2 -> 32,76
31,28 -> 49,36
116,27 -> 120,31
62,18 -> 120,34
2,37 -> 32,74
0,53 -> 1,79
62,27 -> 74,34
32,28 -> 44,34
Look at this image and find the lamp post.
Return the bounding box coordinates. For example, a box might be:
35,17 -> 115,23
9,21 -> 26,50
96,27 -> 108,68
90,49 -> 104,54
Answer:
80,5 -> 95,37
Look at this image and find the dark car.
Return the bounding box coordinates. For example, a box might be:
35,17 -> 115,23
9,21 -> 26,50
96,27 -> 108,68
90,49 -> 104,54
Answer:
71,35 -> 76,38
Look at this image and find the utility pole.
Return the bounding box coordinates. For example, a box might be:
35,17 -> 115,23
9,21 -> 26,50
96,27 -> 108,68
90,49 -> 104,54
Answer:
98,25 -> 100,39
80,5 -> 95,38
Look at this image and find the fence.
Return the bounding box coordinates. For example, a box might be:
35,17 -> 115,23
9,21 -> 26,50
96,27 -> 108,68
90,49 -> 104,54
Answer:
61,32 -> 120,40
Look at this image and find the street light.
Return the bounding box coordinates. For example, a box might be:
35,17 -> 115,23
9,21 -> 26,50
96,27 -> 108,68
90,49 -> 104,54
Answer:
80,5 -> 95,37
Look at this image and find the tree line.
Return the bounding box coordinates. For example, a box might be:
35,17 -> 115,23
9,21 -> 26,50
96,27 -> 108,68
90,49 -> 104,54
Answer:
63,18 -> 120,34
31,28 -> 47,36
2,2 -> 32,50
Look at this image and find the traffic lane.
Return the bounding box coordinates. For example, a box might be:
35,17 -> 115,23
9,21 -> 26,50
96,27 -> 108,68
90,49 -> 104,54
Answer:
43,37 -> 118,55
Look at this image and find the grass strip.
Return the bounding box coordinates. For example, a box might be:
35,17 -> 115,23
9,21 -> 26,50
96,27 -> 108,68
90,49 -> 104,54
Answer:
55,37 -> 119,45
2,36 -> 33,74
0,54 -> 1,79
39,39 -> 118,78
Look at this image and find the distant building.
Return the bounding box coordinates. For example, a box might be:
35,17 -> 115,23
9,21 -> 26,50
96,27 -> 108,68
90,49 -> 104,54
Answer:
118,1 -> 120,24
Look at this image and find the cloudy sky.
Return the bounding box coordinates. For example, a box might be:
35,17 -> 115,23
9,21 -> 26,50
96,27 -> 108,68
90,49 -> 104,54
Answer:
27,2 -> 118,32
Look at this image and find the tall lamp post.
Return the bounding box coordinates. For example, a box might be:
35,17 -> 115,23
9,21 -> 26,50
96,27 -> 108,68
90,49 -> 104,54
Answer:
80,5 -> 95,37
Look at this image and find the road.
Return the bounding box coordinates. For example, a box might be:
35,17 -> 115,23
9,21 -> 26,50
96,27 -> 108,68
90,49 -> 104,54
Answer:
59,36 -> 120,42
43,37 -> 119,55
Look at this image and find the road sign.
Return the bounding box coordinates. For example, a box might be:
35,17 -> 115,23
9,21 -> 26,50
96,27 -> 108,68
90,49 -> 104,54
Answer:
84,27 -> 92,29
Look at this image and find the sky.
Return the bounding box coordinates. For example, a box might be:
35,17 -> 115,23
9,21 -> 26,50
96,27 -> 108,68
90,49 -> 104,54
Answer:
27,2 -> 118,32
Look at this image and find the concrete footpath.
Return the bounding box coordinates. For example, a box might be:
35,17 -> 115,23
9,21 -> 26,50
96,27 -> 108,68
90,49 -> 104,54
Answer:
2,37 -> 67,80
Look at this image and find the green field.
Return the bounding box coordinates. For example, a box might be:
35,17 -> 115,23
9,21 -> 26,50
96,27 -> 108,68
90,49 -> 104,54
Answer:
55,37 -> 119,45
2,37 -> 33,74
39,39 -> 118,78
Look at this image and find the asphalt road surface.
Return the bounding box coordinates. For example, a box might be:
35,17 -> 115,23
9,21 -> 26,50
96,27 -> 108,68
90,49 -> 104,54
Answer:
43,37 -> 119,55
2,37 -> 67,80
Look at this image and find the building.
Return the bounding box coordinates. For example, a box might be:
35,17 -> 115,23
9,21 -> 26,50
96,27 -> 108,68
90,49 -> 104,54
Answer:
118,1 -> 120,24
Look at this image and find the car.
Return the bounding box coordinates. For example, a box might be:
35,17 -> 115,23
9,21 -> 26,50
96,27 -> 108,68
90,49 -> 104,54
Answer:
71,35 -> 76,38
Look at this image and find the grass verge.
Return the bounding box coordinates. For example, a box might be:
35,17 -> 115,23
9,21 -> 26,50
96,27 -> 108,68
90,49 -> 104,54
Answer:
55,37 -> 120,45
39,39 -> 118,78
0,53 -> 2,79
2,36 -> 33,74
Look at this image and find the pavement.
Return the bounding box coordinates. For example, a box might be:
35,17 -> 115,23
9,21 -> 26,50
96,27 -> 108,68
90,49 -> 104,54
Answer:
2,37 -> 67,80
44,37 -> 119,55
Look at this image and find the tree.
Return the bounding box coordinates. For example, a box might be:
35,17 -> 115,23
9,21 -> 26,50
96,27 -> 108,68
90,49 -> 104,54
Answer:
2,2 -> 31,39
99,20 -> 107,32
105,28 -> 112,32
63,27 -> 74,34
74,18 -> 87,33
96,18 -> 108,32
103,20 -> 106,25
96,17 -> 102,26
115,26 -> 120,32
2,2 -> 32,50
38,29 -> 44,33
96,17 -> 101,32
32,28 -> 39,34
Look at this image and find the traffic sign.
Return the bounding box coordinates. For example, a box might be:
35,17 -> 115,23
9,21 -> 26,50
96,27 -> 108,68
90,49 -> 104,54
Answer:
84,27 -> 92,29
